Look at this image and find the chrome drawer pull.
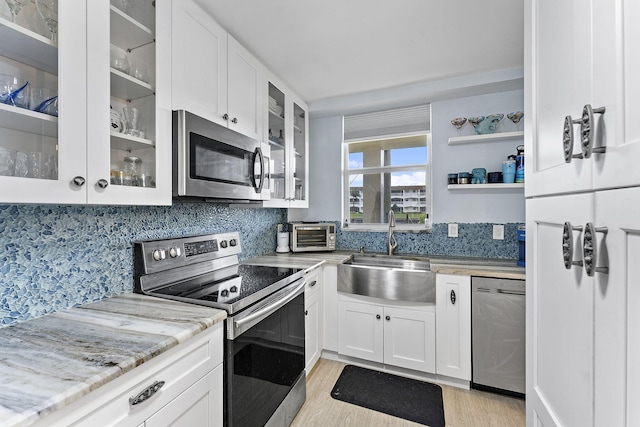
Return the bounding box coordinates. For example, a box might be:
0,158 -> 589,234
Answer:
583,222 -> 609,276
450,289 -> 457,305
580,104 -> 606,158
563,222 -> 584,269
129,380 -> 165,406
563,115 -> 584,163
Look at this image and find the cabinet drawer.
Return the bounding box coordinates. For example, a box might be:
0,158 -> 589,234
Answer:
304,268 -> 322,298
36,323 -> 223,427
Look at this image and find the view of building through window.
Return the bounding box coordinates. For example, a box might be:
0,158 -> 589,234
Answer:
344,134 -> 430,230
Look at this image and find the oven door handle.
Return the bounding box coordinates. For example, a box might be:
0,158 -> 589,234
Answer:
252,147 -> 265,194
232,279 -> 305,336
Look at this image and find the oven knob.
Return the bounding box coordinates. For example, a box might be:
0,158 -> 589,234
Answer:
229,239 -> 237,247
220,240 -> 228,249
221,289 -> 229,297
169,247 -> 181,258
230,286 -> 238,293
152,249 -> 166,261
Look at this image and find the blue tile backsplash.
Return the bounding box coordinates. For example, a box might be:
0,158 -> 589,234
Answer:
0,203 -> 286,327
336,222 -> 520,259
1,204 -> 518,327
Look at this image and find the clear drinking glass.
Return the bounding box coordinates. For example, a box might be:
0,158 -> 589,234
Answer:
123,107 -> 142,137
34,0 -> 57,42
0,74 -> 29,109
30,87 -> 58,116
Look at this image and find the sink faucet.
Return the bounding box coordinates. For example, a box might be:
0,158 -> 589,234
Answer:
387,210 -> 398,255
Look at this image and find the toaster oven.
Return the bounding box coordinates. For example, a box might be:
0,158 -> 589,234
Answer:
289,222 -> 336,253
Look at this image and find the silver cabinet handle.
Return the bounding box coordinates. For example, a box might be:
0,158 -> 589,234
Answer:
583,222 -> 609,276
563,116 -> 584,163
450,289 -> 457,305
308,280 -> 317,287
231,117 -> 238,124
385,315 -> 391,321
222,113 -> 229,120
563,222 -> 584,269
96,179 -> 109,189
129,380 -> 165,406
581,104 -> 606,158
376,314 -> 381,320
72,176 -> 86,187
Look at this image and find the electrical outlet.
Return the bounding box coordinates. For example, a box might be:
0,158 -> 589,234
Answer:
448,223 -> 458,238
493,224 -> 504,240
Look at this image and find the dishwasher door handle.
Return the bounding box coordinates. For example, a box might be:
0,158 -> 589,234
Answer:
497,289 -> 526,296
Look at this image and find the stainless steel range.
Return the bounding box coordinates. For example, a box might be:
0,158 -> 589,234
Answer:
134,232 -> 307,427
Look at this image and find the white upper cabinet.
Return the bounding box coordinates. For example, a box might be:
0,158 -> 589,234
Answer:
0,0 -> 171,205
0,0 -> 87,204
171,0 -> 263,141
86,0 -> 172,206
526,0 -> 640,197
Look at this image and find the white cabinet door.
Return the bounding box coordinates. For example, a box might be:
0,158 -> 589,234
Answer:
227,35 -> 262,141
323,265 -> 338,352
435,274 -> 471,380
338,300 -> 383,363
145,364 -> 223,427
591,0 -> 640,190
594,188 -> 640,427
383,306 -> 435,373
305,289 -> 321,374
525,0 -> 593,197
526,193 -> 595,427
171,0 -> 227,127
0,0 -> 87,204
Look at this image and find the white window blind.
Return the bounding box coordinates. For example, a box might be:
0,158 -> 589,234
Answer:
344,104 -> 431,141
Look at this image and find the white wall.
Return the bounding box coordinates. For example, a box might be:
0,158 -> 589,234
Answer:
291,89 -> 526,225
431,90 -> 525,223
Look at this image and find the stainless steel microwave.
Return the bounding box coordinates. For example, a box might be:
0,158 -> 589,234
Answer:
173,110 -> 270,202
289,222 -> 336,252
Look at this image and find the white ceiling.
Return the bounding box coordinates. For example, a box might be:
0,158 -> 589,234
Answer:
194,1 -> 524,105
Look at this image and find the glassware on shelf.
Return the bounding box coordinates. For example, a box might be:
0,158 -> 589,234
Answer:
29,87 -> 57,116
34,0 -> 57,42
124,155 -> 141,186
0,74 -> 29,109
122,106 -> 142,137
110,45 -> 130,74
4,0 -> 29,23
507,111 -> 524,131
467,116 -> 485,132
450,117 -> 467,136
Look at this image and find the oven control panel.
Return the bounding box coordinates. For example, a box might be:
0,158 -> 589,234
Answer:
134,232 -> 242,275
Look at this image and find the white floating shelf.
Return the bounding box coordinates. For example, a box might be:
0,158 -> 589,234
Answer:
0,103 -> 58,137
110,6 -> 154,49
269,139 -> 285,150
110,131 -> 155,151
0,17 -> 57,74
448,131 -> 524,145
448,183 -> 524,190
110,68 -> 154,100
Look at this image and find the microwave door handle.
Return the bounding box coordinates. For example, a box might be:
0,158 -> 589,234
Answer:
253,147 -> 265,193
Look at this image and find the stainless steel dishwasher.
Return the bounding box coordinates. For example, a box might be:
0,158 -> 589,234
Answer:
471,276 -> 525,398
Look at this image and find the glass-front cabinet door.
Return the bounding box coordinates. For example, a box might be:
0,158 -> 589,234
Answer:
0,0 -> 87,204
263,73 -> 308,208
86,0 -> 171,205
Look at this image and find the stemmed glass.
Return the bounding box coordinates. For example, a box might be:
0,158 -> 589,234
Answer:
450,117 -> 467,136
35,0 -> 58,42
4,0 -> 29,23
507,111 -> 524,131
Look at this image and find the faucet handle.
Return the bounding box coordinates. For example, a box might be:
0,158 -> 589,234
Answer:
359,246 -> 365,254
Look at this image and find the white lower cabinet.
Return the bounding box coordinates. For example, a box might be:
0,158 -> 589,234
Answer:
35,323 -> 224,427
304,268 -> 323,374
338,295 -> 436,373
322,264 -> 338,352
435,274 -> 471,380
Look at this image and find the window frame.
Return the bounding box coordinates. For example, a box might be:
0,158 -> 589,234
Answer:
342,131 -> 432,232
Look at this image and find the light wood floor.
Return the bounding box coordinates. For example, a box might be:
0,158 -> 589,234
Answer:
291,358 -> 525,427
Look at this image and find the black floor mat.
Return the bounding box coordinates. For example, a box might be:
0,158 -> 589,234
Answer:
330,365 -> 445,427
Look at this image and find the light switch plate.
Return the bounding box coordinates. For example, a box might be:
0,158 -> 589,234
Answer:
448,223 -> 458,238
493,224 -> 504,240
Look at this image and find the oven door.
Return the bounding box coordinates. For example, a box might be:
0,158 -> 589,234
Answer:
174,110 -> 270,201
224,279 -> 306,427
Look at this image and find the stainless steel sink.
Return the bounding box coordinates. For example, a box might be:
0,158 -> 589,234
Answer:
338,254 -> 436,303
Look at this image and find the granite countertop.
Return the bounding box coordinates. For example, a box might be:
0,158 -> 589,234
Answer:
245,251 -> 525,280
0,293 -> 227,427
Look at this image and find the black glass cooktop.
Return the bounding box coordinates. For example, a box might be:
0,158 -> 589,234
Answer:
148,264 -> 303,314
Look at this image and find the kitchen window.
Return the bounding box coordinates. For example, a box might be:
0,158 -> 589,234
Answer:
343,131 -> 431,232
